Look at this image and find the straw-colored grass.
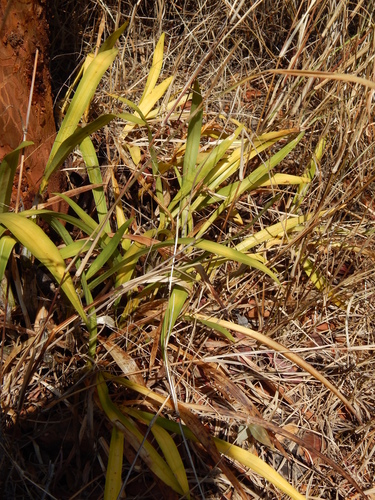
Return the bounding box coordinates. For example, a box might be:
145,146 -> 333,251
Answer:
1,1 -> 375,499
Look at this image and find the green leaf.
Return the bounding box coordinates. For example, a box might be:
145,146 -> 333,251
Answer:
189,315 -> 235,342
80,137 -> 111,233
139,33 -> 165,104
168,125 -> 244,215
183,80 -> 203,181
56,193 -> 100,235
41,114 -> 117,193
0,141 -> 33,213
180,80 -> 203,235
104,426 -> 124,500
121,77 -> 173,137
113,239 -> 144,289
40,211 -> 101,241
41,111 -> 144,195
161,285 -> 190,357
195,132 -> 305,238
216,436 -> 305,500
151,424 -> 190,499
191,238 -> 280,284
85,221 -> 132,280
0,235 -> 16,280
99,21 -> 129,53
42,48 -> 118,193
59,239 -> 91,260
235,215 -> 308,253
261,173 -> 311,186
96,373 -> 184,495
55,222 -> 97,361
120,407 -> 306,500
0,213 -> 87,324
292,136 -> 326,210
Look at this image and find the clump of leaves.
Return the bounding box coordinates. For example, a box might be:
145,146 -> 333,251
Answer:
1,14 -> 372,500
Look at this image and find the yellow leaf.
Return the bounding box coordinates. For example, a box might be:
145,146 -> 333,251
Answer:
151,424 -> 190,499
140,33 -> 165,104
104,426 -> 124,500
0,213 -> 87,325
121,77 -> 173,137
127,144 -> 142,165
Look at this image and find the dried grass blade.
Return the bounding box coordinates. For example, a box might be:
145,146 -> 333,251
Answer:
194,314 -> 361,423
100,338 -> 145,386
178,404 -> 248,500
269,69 -> 375,90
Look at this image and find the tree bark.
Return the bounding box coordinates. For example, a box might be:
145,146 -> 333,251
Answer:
0,0 -> 63,209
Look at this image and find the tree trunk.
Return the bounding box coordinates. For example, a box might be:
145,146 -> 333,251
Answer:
0,0 -> 64,209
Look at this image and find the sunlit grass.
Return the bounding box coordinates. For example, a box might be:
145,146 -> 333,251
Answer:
1,1 -> 375,499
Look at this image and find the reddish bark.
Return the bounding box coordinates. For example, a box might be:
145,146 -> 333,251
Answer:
0,0 -> 64,209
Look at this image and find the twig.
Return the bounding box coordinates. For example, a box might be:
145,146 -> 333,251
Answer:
15,49 -> 39,213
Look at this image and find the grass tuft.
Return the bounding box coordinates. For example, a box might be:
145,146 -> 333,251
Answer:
1,1 -> 375,498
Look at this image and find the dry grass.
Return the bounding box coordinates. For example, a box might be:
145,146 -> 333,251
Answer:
1,1 -> 375,499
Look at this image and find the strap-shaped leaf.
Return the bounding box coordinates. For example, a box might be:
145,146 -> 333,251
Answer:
104,380 -> 306,500
0,141 -> 33,213
96,373 -> 184,495
139,33 -> 166,104
161,285 -> 190,357
151,424 -> 190,499
0,235 -> 16,280
0,213 -> 87,324
85,221 -> 131,280
80,137 -> 111,233
104,426 -> 124,500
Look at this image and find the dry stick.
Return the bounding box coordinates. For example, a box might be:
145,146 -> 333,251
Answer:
16,49 -> 39,213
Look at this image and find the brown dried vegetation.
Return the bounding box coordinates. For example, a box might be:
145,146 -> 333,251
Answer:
1,1 -> 375,499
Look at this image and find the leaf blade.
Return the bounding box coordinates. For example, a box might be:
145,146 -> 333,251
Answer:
0,213 -> 87,324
